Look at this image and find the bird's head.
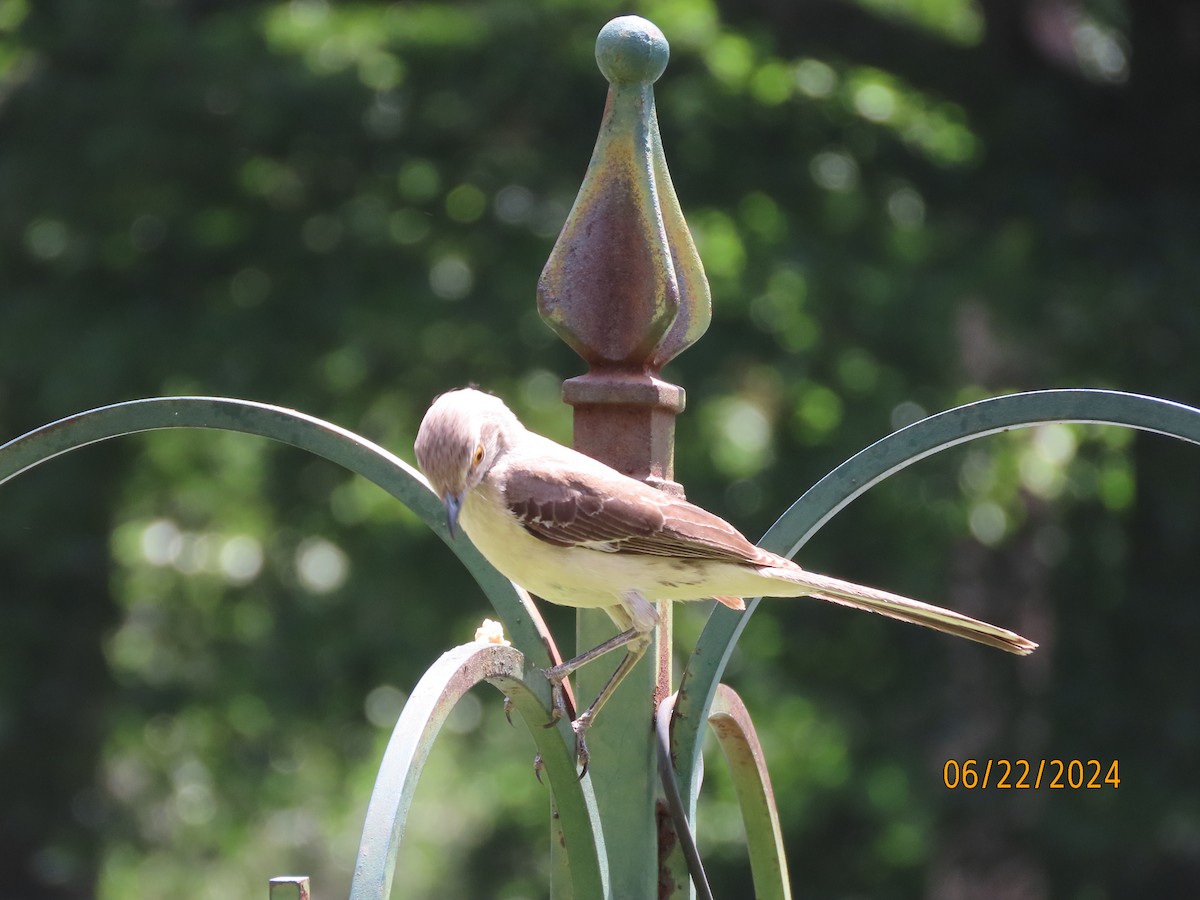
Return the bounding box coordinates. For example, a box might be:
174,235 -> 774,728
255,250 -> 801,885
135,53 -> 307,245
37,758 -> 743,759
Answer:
414,388 -> 523,537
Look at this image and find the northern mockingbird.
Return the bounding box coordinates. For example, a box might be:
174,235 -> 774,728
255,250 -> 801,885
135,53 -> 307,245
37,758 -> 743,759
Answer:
415,388 -> 1036,768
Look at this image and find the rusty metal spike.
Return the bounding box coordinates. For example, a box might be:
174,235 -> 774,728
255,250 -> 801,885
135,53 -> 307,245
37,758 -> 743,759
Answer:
647,104 -> 711,370
537,16 -> 711,490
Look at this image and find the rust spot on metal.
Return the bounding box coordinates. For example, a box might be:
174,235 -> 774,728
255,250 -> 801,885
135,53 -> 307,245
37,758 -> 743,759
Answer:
552,805 -> 570,849
564,375 -> 684,488
655,797 -> 682,899
540,181 -> 677,367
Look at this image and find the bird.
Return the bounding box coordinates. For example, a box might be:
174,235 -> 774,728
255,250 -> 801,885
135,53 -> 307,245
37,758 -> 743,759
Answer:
414,387 -> 1037,770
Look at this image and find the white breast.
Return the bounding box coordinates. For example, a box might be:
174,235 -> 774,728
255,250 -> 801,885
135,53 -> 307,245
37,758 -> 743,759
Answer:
458,482 -> 624,608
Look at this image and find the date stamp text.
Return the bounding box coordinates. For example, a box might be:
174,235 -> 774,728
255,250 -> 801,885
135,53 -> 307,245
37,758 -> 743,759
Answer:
943,759 -> 1120,790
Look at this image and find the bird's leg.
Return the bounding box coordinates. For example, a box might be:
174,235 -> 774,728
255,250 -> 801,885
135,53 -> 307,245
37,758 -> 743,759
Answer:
542,591 -> 659,776
569,627 -> 654,776
541,625 -> 645,726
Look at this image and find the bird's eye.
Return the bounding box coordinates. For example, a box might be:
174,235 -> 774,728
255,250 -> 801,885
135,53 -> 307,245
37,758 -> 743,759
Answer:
472,445 -> 485,467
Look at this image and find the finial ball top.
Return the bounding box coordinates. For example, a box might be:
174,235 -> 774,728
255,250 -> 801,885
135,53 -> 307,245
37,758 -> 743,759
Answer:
595,16 -> 669,85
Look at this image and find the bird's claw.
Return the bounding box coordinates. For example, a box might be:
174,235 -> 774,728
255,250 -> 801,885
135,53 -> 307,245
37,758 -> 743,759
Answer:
532,723 -> 588,780
537,668 -> 589,778
542,669 -> 567,728
572,719 -> 591,780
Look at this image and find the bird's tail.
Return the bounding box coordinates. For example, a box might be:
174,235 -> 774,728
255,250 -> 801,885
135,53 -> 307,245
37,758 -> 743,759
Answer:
766,566 -> 1037,655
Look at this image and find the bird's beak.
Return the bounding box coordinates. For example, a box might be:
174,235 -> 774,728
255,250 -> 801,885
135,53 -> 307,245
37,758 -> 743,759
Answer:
443,491 -> 464,539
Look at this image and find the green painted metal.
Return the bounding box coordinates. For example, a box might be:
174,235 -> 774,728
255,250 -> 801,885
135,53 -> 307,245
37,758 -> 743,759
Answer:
0,395 -> 562,670
707,685 -> 792,900
349,641 -> 607,900
549,795 -> 575,900
657,685 -> 791,900
571,608 -> 660,899
671,388 -> 1200,801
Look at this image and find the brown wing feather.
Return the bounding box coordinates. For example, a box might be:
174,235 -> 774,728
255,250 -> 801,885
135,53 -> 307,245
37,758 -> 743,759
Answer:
499,451 -> 1035,656
501,458 -> 776,567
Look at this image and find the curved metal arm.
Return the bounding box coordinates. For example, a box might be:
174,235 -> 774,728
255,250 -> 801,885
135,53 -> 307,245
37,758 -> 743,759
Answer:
657,685 -> 791,900
0,395 -> 562,668
350,641 -> 608,900
671,389 -> 1200,795
706,685 -> 792,900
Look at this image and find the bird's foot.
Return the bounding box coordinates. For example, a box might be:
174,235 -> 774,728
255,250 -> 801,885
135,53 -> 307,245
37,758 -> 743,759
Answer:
530,711 -> 591,780
502,695 -> 514,726
541,668 -> 569,728
571,716 -> 592,779
530,729 -> 588,782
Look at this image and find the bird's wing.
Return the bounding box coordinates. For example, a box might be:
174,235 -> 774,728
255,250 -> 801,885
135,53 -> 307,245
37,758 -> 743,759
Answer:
499,448 -> 1036,656
500,454 -> 776,566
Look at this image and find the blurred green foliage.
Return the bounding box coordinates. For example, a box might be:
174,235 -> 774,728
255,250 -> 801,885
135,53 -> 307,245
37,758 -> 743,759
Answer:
2,0 -> 1199,896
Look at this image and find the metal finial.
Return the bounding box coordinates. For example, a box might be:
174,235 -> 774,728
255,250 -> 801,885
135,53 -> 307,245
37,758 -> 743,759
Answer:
594,15 -> 670,85
537,15 -> 711,488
